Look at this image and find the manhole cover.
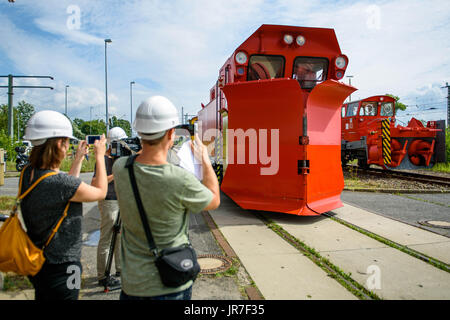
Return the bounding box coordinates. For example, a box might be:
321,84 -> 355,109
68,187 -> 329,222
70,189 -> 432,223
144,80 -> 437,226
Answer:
418,220 -> 450,229
197,254 -> 233,274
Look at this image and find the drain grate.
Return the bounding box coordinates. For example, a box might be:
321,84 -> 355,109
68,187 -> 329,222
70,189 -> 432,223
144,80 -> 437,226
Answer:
197,254 -> 233,274
418,220 -> 450,229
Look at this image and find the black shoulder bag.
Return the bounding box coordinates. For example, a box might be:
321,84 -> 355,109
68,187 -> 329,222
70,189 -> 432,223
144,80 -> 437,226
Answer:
125,155 -> 200,288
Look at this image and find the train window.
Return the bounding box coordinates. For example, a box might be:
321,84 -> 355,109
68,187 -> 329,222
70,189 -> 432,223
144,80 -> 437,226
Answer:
292,57 -> 328,89
346,102 -> 359,117
380,102 -> 394,116
341,106 -> 346,117
360,102 -> 378,116
247,55 -> 285,81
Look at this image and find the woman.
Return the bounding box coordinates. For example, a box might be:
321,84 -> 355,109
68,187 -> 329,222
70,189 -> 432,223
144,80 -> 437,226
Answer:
20,110 -> 108,300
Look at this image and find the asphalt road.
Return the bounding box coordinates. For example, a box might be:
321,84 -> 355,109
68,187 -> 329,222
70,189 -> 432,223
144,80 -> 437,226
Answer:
341,191 -> 450,237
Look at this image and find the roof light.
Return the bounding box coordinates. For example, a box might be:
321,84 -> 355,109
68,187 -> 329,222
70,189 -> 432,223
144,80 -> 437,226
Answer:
335,56 -> 347,69
283,34 -> 293,45
296,35 -> 306,46
235,51 -> 248,64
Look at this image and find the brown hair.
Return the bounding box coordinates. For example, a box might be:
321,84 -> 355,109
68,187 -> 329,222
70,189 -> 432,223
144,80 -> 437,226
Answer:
29,137 -> 68,169
141,131 -> 168,146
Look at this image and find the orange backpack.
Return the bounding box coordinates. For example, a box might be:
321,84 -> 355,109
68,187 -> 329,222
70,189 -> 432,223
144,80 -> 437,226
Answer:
0,168 -> 70,276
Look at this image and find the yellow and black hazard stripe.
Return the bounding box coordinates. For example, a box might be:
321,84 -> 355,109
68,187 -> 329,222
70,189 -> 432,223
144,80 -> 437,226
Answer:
214,138 -> 224,184
381,119 -> 391,166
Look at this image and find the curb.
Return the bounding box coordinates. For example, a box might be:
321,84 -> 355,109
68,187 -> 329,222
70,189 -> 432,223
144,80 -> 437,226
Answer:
344,188 -> 449,193
201,211 -> 264,300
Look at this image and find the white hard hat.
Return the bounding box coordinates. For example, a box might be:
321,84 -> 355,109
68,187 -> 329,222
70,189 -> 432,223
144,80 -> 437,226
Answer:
23,110 -> 76,146
133,96 -> 180,140
107,127 -> 128,142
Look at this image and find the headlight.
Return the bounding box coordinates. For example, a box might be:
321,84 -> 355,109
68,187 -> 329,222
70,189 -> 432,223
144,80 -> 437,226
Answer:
335,56 -> 347,69
336,71 -> 344,79
283,34 -> 293,45
296,35 -> 305,46
235,51 -> 248,64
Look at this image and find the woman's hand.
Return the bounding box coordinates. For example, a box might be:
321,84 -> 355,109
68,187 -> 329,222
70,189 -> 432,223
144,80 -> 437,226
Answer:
68,140 -> 88,177
74,140 -> 88,162
93,134 -> 107,158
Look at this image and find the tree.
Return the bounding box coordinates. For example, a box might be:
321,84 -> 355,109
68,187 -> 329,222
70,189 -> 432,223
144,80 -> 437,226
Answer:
385,94 -> 407,112
110,116 -> 131,137
0,100 -> 35,142
16,100 -> 35,140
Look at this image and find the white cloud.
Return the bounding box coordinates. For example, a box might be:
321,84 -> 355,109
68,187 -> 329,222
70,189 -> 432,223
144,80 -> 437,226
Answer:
0,0 -> 448,124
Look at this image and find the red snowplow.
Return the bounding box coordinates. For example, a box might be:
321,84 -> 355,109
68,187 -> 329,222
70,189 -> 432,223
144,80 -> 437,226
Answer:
197,25 -> 355,215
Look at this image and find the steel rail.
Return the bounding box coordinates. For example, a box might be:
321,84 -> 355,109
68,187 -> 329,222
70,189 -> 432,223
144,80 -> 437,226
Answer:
322,212 -> 450,274
344,165 -> 450,188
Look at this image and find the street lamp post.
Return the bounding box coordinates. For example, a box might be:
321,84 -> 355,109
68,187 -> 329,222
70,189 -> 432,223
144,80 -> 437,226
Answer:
130,81 -> 135,135
104,38 -> 112,136
346,75 -> 354,102
90,106 -> 94,135
65,85 -> 69,117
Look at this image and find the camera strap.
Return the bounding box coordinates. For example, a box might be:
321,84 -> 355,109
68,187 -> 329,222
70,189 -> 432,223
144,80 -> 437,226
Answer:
125,155 -> 158,256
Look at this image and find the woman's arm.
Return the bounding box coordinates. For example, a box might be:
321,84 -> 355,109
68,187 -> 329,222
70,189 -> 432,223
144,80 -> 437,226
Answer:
70,135 -> 108,202
68,140 -> 88,177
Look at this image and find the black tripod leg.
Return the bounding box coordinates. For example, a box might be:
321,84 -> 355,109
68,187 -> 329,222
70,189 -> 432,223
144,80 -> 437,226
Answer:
103,211 -> 121,292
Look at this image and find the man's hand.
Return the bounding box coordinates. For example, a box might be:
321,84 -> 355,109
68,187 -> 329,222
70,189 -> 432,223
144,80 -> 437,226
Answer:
190,133 -> 209,165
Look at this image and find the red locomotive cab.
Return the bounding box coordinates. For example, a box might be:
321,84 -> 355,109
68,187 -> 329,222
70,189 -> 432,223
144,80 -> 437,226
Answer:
198,25 -> 356,216
341,95 -> 444,170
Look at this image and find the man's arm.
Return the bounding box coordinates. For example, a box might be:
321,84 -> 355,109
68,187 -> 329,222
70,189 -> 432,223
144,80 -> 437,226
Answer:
192,135 -> 220,211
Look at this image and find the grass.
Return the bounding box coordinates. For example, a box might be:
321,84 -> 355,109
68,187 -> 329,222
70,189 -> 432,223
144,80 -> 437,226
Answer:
2,273 -> 33,291
0,196 -> 15,211
60,152 -> 96,173
428,162 -> 450,173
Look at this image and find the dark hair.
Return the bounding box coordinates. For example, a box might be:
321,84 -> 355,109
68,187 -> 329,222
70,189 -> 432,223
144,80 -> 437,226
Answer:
141,131 -> 168,146
29,137 -> 68,169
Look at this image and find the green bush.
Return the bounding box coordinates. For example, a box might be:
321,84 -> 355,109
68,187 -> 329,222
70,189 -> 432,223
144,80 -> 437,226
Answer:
0,129 -> 22,161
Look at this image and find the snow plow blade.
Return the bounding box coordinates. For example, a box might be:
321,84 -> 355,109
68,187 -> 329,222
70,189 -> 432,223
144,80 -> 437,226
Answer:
221,78 -> 356,215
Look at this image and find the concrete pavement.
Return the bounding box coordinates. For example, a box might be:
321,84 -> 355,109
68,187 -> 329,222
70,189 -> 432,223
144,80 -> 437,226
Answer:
2,173 -> 450,300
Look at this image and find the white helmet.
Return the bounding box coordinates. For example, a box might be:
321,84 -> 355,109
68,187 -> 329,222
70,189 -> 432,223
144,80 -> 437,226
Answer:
107,127 -> 128,143
133,95 -> 180,140
23,110 -> 76,146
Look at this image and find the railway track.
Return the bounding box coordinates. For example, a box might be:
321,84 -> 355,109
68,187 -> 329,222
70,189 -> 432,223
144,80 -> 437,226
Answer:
210,193 -> 450,300
344,164 -> 450,188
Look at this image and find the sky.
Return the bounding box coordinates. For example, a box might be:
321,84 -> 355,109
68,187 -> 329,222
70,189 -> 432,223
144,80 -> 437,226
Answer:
0,0 -> 449,127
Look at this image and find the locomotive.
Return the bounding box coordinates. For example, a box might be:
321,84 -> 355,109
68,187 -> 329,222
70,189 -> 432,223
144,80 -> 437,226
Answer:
341,95 -> 446,169
195,24 -> 355,216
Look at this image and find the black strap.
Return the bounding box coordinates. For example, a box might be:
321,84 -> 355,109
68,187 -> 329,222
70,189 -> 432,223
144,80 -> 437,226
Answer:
125,155 -> 158,255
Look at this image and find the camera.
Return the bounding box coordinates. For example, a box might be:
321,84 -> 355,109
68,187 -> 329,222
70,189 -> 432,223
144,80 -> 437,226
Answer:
86,135 -> 102,145
110,137 -> 142,158
175,124 -> 195,141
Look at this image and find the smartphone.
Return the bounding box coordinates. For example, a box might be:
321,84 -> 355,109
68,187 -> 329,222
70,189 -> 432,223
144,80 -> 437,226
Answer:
86,135 -> 101,145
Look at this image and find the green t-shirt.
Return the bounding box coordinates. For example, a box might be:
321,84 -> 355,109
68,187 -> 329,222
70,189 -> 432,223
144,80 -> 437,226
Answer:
112,156 -> 213,297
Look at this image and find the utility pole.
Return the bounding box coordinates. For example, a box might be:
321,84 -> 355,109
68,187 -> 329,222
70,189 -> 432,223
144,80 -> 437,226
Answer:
442,82 -> 450,127
346,75 -> 354,102
0,74 -> 54,139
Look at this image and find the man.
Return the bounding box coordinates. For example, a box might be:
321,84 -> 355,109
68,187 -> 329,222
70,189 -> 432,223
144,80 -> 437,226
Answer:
293,62 -> 317,89
113,95 -> 220,300
92,126 -> 127,288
